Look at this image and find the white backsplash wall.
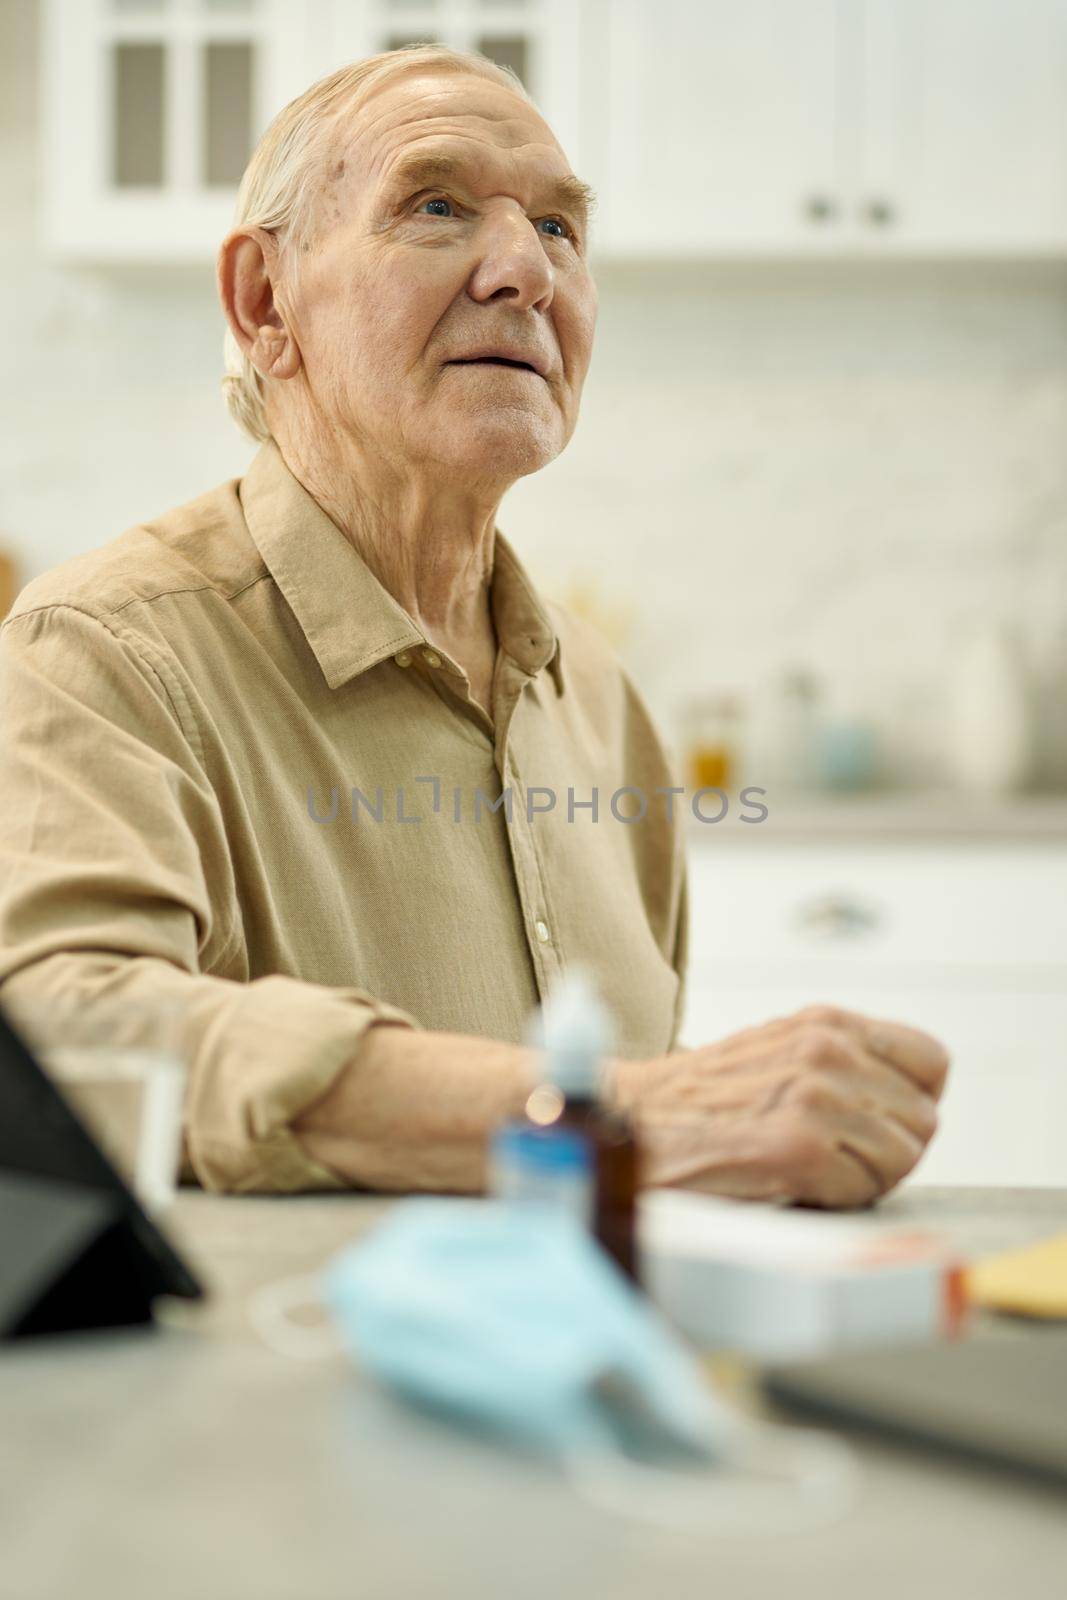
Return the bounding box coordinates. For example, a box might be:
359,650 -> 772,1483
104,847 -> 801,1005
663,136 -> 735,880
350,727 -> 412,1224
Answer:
4,1 -> 1067,788
511,259 -> 1067,790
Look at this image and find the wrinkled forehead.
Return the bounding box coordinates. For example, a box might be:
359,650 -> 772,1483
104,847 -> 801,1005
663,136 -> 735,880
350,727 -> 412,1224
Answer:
325,66 -> 570,203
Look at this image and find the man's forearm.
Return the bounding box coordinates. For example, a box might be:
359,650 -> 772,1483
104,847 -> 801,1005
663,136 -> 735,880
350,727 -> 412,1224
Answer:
274,985 -> 954,1206
292,1022 -> 541,1192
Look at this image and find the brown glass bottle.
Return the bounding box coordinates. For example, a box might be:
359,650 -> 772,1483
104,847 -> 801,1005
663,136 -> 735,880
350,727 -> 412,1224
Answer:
552,1093 -> 641,1284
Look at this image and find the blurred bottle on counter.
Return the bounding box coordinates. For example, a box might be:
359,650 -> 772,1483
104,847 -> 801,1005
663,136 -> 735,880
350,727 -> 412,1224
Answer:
813,684 -> 878,792
680,691 -> 742,791
746,668 -> 821,794
489,970 -> 639,1283
945,618 -> 1032,796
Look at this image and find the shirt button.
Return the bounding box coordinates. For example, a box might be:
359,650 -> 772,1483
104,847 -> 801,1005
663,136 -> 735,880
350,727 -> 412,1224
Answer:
422,648 -> 442,669
534,919 -> 551,944
395,651 -> 413,668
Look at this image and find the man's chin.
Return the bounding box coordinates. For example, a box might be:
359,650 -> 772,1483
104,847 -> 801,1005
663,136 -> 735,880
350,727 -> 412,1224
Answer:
431,416 -> 563,482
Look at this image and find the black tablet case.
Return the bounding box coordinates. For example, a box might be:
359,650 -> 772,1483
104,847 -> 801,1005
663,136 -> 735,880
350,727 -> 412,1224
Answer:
0,1001 -> 203,1338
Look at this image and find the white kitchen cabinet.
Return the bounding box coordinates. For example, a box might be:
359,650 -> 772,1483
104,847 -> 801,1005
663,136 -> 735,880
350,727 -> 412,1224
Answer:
858,0 -> 1067,253
680,839 -> 1067,1185
685,839 -> 1067,974
41,0 -> 1067,262
598,0 -> 1067,258
41,0 -> 318,261
598,0 -> 845,257
39,0 -> 809,261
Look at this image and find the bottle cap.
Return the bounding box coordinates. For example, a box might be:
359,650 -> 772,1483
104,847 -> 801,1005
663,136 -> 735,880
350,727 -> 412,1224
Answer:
527,968 -> 612,1100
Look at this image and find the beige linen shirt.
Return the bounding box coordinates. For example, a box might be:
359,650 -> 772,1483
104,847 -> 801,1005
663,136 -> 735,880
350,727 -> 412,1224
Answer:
0,441 -> 688,1192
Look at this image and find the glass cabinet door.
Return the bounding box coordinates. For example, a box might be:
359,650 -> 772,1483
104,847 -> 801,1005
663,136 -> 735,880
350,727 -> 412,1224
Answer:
42,0 -> 316,259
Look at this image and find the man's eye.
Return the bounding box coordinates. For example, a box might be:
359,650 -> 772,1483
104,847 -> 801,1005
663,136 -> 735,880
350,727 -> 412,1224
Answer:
415,195 -> 573,241
419,196 -> 455,218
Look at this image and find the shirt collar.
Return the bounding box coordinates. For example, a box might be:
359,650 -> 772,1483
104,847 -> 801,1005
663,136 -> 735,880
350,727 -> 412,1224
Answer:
239,439 -> 563,695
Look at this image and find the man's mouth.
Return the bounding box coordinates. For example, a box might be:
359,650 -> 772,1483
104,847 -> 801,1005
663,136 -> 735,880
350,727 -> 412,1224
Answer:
447,357 -> 539,373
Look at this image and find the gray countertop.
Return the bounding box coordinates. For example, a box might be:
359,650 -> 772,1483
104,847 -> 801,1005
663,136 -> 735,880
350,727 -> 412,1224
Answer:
1,1186 -> 1066,1600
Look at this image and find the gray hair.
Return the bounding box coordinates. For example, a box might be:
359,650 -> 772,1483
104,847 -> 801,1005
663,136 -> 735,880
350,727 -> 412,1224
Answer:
220,44 -> 533,443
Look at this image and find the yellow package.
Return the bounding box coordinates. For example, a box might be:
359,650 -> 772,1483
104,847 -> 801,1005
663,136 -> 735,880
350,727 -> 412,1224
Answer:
965,1232 -> 1067,1319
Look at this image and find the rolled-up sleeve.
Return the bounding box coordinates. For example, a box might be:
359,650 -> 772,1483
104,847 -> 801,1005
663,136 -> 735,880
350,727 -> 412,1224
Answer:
0,603 -> 418,1193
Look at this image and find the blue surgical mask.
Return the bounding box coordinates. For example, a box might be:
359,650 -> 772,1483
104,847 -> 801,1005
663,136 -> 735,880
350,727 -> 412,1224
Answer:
251,1199 -> 858,1532
322,1198 -> 733,1466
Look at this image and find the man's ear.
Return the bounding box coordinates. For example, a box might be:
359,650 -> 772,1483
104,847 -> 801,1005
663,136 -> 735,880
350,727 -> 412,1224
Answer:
217,228 -> 302,382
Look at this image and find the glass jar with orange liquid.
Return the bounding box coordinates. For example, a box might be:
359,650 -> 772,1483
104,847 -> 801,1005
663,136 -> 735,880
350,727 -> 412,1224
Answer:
681,692 -> 743,793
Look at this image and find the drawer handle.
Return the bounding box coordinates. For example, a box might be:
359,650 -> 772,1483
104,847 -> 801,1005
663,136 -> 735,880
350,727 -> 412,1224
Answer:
792,894 -> 883,941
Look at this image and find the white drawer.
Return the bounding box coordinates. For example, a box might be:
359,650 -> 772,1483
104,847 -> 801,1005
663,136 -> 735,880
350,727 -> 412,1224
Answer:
686,840 -> 1067,976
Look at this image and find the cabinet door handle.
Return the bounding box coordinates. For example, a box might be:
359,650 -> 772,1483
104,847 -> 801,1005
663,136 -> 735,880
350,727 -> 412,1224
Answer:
791,894 -> 883,941
804,193 -> 839,225
863,197 -> 896,228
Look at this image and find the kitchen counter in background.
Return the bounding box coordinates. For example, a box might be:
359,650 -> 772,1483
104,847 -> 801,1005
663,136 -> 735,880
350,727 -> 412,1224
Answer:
687,792 -> 1067,845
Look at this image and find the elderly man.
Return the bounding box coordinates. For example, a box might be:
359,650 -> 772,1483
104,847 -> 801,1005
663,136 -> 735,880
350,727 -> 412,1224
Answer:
0,45 -> 947,1204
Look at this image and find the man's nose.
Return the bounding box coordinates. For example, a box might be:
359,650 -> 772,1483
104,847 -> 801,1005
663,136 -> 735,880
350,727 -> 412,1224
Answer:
466,211 -> 555,311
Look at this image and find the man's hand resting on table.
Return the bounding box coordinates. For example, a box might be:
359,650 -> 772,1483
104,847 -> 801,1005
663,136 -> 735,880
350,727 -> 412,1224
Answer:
294,1003 -> 949,1209
611,1003 -> 949,1209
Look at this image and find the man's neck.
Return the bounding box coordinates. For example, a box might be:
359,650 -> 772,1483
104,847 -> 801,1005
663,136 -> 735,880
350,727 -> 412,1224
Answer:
274,429 -> 502,650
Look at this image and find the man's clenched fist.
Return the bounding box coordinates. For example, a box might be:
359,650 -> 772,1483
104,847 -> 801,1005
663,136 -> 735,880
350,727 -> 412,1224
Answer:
612,1004 -> 950,1209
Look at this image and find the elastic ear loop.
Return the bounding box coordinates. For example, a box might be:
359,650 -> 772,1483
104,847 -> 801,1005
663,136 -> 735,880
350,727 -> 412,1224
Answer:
247,1274 -> 344,1361
563,1418 -> 860,1534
